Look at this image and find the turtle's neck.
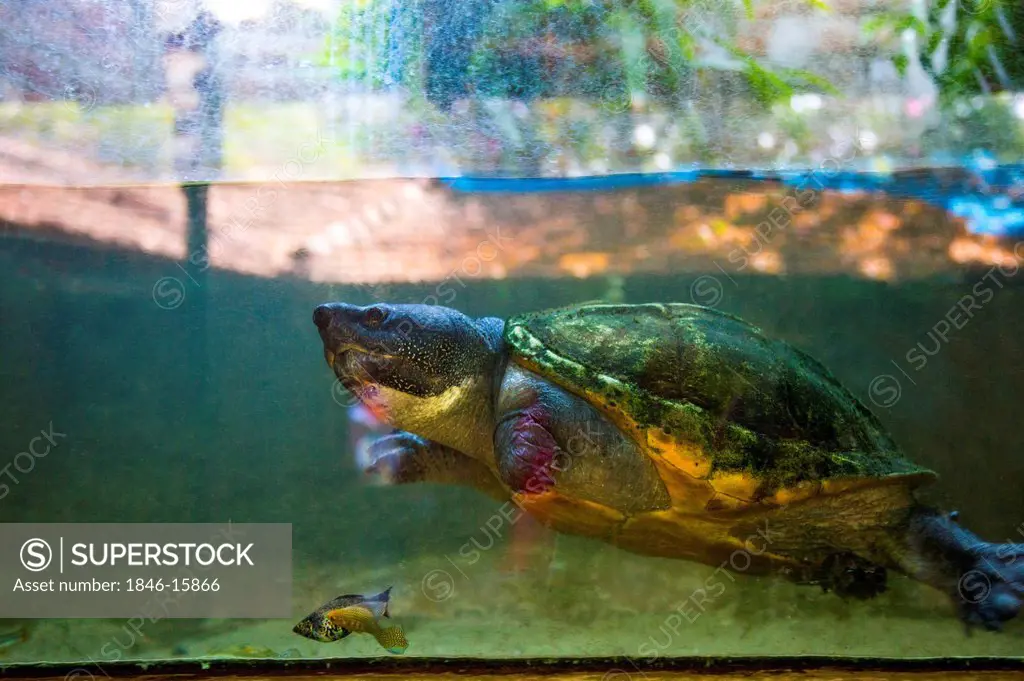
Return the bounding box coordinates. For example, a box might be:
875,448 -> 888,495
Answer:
381,315 -> 507,466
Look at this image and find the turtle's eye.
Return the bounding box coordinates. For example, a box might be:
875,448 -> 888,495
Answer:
363,306 -> 388,329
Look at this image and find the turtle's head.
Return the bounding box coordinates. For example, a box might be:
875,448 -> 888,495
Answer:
313,302 -> 504,457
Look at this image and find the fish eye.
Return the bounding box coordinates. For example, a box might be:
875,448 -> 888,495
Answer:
363,306 -> 388,329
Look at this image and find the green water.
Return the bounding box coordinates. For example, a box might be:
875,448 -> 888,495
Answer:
1,180 -> 1024,665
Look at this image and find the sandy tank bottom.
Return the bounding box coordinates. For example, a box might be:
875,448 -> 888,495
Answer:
3,528 -> 1024,664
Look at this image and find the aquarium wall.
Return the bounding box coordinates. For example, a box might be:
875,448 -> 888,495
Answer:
1,0 -> 1024,668
1,0 -> 1023,182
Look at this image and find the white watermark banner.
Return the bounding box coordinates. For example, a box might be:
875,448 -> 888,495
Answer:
0,523 -> 291,618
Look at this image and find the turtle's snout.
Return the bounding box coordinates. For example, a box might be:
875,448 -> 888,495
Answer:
314,302 -> 392,361
313,303 -> 336,331
313,303 -> 357,366
313,303 -> 361,342
314,302 -> 387,335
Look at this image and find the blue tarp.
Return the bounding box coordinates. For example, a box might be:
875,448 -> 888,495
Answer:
442,163 -> 1024,236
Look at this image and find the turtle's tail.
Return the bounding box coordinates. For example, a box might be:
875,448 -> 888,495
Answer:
896,505 -> 1024,632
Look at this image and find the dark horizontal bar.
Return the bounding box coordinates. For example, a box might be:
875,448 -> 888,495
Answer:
1,655 -> 1024,679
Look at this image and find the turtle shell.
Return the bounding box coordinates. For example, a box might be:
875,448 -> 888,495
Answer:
505,302 -> 935,510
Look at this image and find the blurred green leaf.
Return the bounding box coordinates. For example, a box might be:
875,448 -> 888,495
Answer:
868,0 -> 1023,108
893,53 -> 908,77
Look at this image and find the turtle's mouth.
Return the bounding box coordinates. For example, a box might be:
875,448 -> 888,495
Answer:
324,343 -> 359,370
327,343 -> 401,388
329,348 -> 400,422
327,344 -> 365,382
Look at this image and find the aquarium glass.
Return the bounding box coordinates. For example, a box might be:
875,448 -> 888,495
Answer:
1,0 -> 1024,665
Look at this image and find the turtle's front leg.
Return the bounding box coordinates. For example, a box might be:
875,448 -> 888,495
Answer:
493,365 -> 671,514
365,431 -> 511,502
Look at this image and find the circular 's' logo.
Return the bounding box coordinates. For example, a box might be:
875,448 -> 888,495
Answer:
20,538 -> 52,572
421,569 -> 455,602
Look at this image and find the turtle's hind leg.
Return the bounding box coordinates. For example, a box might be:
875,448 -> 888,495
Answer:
366,431 -> 511,502
892,506 -> 1024,631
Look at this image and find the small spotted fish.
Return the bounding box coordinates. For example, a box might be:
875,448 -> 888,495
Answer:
293,587 -> 407,654
326,604 -> 408,654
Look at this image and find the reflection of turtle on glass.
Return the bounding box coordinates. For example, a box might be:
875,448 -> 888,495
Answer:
313,301 -> 1024,631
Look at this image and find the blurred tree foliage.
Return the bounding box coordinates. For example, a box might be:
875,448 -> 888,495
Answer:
324,0 -> 834,112
920,97 -> 1024,158
866,0 -> 1024,158
866,0 -> 1023,107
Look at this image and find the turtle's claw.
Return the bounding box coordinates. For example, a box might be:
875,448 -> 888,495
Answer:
954,548 -> 1024,632
958,585 -> 1020,632
907,510 -> 1024,632
365,431 -> 430,485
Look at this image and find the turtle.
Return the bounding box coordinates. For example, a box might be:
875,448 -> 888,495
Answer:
313,300 -> 1024,631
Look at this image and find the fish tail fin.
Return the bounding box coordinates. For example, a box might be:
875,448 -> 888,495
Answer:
375,624 -> 407,655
